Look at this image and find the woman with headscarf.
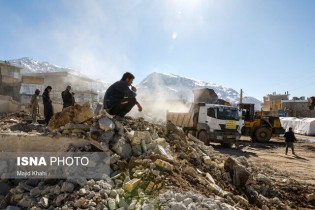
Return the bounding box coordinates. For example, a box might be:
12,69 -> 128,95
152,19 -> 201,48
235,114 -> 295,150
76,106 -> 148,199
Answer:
42,86 -> 53,125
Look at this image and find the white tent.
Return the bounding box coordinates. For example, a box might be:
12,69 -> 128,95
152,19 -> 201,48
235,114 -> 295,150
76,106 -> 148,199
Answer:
280,117 -> 315,136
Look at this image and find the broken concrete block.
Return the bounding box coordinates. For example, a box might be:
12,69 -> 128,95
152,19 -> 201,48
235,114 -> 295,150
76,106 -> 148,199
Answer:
154,138 -> 167,145
151,132 -> 159,140
18,198 -> 33,208
112,137 -> 132,159
205,173 -> 215,184
154,159 -> 174,171
127,131 -> 135,139
114,121 -> 125,135
38,197 -> 49,208
61,182 -> 74,193
128,199 -> 137,210
131,136 -> 141,145
55,193 -> 68,206
123,178 -> 141,192
30,187 -> 41,197
233,195 -> 249,206
141,139 -> 147,154
233,164 -> 250,187
203,156 -> 212,165
110,154 -> 121,164
132,144 -> 143,156
224,157 -> 250,187
99,117 -> 115,132
98,131 -> 115,142
207,183 -> 223,195
155,145 -> 174,161
132,131 -> 152,145
79,188 -> 87,196
145,181 -> 155,193
89,140 -> 110,152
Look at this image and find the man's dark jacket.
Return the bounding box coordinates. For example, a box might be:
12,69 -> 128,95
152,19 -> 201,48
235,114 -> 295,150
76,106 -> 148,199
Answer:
62,90 -> 74,108
42,89 -> 53,121
104,81 -> 137,109
284,131 -> 296,142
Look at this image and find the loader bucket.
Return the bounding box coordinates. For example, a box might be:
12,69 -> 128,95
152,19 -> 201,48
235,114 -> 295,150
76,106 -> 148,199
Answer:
192,88 -> 218,104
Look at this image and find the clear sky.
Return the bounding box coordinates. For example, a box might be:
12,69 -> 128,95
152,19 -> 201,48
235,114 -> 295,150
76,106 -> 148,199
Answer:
1,0 -> 314,100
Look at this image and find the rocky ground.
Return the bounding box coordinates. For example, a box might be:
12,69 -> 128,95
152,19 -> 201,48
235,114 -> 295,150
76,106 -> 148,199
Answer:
0,104 -> 314,210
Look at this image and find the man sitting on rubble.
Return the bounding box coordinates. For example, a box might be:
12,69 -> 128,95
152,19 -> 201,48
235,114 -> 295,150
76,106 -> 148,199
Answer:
62,85 -> 75,109
104,72 -> 142,118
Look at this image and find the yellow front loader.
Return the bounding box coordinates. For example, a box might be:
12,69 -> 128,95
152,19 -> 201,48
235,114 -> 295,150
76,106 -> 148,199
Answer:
239,103 -> 285,142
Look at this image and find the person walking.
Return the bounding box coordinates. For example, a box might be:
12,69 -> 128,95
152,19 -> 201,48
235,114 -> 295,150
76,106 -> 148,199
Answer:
30,89 -> 41,124
62,85 -> 75,109
284,127 -> 297,155
103,72 -> 142,118
42,86 -> 53,125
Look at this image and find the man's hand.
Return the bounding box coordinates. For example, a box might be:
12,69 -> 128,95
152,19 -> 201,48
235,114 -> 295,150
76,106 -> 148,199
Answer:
131,86 -> 137,92
137,103 -> 142,112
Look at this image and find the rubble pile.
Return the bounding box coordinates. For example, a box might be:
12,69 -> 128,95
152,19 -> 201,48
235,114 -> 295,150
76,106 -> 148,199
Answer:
0,111 -> 48,134
1,104 -> 315,209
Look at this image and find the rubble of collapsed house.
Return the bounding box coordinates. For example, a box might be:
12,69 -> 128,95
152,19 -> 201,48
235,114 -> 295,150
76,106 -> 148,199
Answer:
0,103 -> 315,210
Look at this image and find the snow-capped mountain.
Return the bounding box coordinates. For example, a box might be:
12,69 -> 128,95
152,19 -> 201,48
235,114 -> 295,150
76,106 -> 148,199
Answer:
137,72 -> 262,109
9,57 -> 75,74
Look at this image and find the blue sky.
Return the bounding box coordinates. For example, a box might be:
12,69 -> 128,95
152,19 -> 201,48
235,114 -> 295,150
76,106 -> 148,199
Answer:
1,0 -> 315,100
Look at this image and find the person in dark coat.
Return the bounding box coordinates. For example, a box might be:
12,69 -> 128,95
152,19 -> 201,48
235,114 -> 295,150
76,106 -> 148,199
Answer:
42,86 -> 53,125
284,127 -> 297,155
62,85 -> 75,109
104,72 -> 142,117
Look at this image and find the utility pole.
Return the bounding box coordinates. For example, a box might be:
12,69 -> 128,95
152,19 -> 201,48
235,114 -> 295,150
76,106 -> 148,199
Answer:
240,89 -> 243,104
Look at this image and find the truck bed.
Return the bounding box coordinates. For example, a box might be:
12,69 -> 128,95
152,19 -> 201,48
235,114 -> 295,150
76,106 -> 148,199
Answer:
167,107 -> 194,127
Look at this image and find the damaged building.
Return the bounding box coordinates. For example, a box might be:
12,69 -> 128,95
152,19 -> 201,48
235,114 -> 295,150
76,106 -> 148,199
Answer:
0,60 -> 22,102
23,71 -> 100,104
0,61 -> 23,113
261,92 -> 315,117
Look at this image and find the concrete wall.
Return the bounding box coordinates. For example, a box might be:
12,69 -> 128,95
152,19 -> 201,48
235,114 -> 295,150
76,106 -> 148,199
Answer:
0,95 -> 21,113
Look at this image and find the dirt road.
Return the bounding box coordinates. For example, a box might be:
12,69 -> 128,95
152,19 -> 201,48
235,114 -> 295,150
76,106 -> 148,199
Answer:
213,135 -> 315,185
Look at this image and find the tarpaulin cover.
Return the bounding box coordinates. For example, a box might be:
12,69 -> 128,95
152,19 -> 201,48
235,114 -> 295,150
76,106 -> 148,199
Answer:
280,117 -> 315,136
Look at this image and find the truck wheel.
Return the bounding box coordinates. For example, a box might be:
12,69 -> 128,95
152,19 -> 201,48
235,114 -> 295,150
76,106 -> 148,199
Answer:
197,130 -> 210,145
255,127 -> 272,142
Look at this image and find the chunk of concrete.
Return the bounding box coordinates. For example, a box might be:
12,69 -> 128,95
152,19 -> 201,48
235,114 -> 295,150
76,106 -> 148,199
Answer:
38,197 -> 49,208
112,137 -> 132,159
155,145 -> 174,161
155,159 -> 174,171
123,178 -> 141,192
99,117 -> 115,132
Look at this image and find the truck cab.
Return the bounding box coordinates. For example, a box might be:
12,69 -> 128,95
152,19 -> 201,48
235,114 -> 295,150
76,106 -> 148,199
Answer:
195,103 -> 242,147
